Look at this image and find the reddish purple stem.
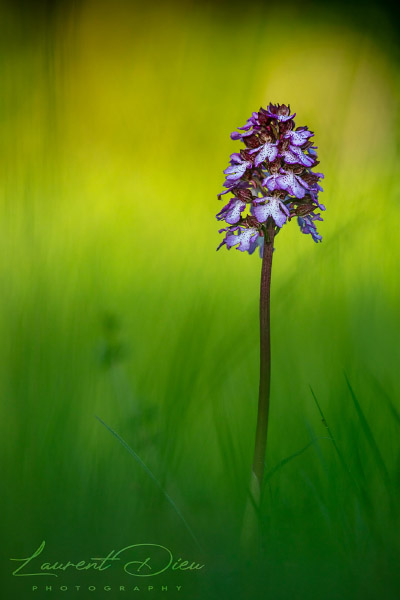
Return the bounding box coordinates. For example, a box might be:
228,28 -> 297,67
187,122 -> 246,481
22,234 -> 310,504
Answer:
252,223 -> 275,486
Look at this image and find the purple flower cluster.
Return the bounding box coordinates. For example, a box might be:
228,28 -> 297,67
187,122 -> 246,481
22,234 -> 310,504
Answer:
217,104 -> 325,254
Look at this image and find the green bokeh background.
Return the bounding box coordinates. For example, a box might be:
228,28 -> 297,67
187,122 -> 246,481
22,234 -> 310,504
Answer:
1,1 -> 399,598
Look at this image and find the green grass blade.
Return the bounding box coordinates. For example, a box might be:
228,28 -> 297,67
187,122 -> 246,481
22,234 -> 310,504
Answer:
211,401 -> 243,496
368,373 -> 400,428
309,385 -> 372,511
310,385 -> 351,475
386,401 -> 400,428
344,373 -> 391,489
95,415 -> 202,551
263,437 -> 332,485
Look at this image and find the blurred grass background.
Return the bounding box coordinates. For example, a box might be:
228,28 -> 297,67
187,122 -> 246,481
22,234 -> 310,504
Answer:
1,0 -> 400,598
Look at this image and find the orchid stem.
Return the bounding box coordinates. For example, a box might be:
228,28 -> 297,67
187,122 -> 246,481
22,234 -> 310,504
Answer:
240,222 -> 275,552
252,222 -> 275,488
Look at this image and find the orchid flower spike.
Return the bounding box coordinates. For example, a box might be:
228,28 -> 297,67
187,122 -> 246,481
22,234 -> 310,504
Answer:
217,103 -> 325,255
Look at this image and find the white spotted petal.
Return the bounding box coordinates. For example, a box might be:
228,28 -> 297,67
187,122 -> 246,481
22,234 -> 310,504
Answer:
253,197 -> 289,228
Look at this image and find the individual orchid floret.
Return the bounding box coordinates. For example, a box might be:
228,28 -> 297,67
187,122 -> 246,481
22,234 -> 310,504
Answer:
217,225 -> 260,253
297,213 -> 323,243
302,172 -> 325,209
281,145 -> 315,168
265,103 -> 296,122
218,180 -> 250,198
223,153 -> 252,183
253,197 -> 289,228
276,169 -> 310,199
231,112 -> 260,140
231,129 -> 257,142
249,141 -> 279,167
238,112 -> 260,131
248,234 -> 265,256
284,127 -> 313,146
262,171 -> 280,192
216,197 -> 246,224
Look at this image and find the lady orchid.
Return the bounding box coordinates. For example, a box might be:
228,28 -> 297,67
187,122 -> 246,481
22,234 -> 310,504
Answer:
216,104 -> 326,550
216,103 -> 325,254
